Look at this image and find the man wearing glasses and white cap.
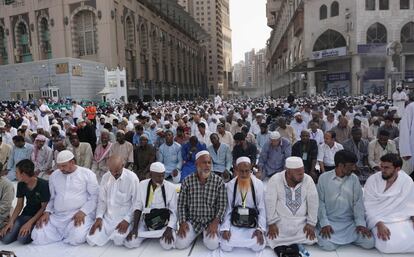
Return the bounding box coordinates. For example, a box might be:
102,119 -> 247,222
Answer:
220,156 -> 266,252
176,150 -> 227,250
32,150 -> 99,245
124,162 -> 177,250
265,156 -> 318,257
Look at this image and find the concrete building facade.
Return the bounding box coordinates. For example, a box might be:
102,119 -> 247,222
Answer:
266,0 -> 414,97
178,0 -> 232,97
0,0 -> 208,101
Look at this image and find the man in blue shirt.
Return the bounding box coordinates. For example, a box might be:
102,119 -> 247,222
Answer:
207,133 -> 232,182
7,136 -> 33,181
158,130 -> 182,183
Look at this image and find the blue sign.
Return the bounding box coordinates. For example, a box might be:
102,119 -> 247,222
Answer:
405,70 -> 414,79
357,44 -> 386,54
322,72 -> 350,82
364,68 -> 385,80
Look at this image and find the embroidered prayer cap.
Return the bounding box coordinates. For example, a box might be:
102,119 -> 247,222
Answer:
150,162 -> 166,173
35,135 -> 47,142
195,150 -> 210,161
285,156 -> 304,169
269,131 -> 281,140
293,112 -> 301,117
56,150 -> 75,164
236,157 -> 251,166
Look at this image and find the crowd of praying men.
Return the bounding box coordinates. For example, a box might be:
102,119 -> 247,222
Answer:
0,86 -> 413,256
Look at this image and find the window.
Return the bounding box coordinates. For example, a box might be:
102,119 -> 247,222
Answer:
39,17 -> 52,59
120,80 -> 125,87
331,2 -> 339,17
379,0 -> 389,10
401,22 -> 414,43
74,10 -> 97,56
0,26 -> 7,65
366,0 -> 375,10
313,29 -> 346,51
319,5 -> 327,20
400,0 -> 410,9
367,23 -> 387,43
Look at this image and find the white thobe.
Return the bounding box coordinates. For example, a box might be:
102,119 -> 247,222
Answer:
124,179 -> 178,249
399,102 -> 414,169
309,129 -> 324,145
87,169 -> 139,246
392,91 -> 408,116
220,175 -> 266,252
290,120 -> 307,141
32,166 -> 98,245
36,104 -> 51,132
265,171 -> 318,248
364,171 -> 414,253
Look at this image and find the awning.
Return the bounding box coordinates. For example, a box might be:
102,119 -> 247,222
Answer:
290,66 -> 328,73
98,87 -> 112,95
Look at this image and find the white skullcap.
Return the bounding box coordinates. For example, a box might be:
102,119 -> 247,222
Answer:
294,112 -> 301,117
150,162 -> 166,173
236,157 -> 251,165
269,131 -> 281,140
285,156 -> 304,169
56,150 -> 75,164
133,120 -> 140,124
76,118 -> 84,124
0,121 -> 6,128
52,119 -> 58,124
164,121 -> 170,126
156,128 -> 163,133
195,150 -> 210,160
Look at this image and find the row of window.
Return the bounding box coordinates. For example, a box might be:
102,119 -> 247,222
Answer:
366,0 -> 412,10
320,1 -> 339,20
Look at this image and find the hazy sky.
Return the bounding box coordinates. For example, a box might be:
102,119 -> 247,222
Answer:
230,0 -> 271,64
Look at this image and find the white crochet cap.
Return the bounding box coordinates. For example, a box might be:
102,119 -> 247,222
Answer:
236,157 -> 251,165
56,150 -> 75,164
150,162 -> 166,173
285,156 -> 304,169
195,150 -> 210,160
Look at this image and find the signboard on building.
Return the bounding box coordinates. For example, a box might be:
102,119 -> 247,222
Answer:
72,65 -> 83,76
56,63 -> 69,74
363,81 -> 385,95
357,44 -> 386,54
311,47 -> 347,60
322,72 -> 350,82
326,81 -> 350,96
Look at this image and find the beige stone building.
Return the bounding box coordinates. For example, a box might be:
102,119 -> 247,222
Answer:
0,0 -> 208,101
178,0 -> 232,97
266,0 -> 414,97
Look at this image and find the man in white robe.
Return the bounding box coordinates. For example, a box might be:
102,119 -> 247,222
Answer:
32,150 -> 99,245
317,150 -> 374,251
124,162 -> 177,250
91,130 -> 113,183
392,84 -> 408,117
35,99 -> 52,133
399,93 -> 414,174
220,157 -> 266,252
265,156 -> 318,256
87,155 -> 139,246
364,153 -> 414,254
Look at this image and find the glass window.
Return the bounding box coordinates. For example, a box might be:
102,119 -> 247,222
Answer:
320,5 -> 327,20
400,0 -> 410,9
367,23 -> 387,43
379,0 -> 389,10
366,0 -> 375,10
401,22 -> 414,43
313,29 -> 346,51
74,10 -> 97,56
331,2 -> 339,17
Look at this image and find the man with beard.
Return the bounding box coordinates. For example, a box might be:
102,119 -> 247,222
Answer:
133,134 -> 156,180
220,157 -> 266,252
364,153 -> 414,253
368,130 -> 397,171
317,150 -> 374,251
332,116 -> 351,145
87,155 -> 139,247
290,113 -> 307,142
180,136 -> 207,182
68,134 -> 93,169
176,151 -> 227,250
110,131 -> 134,169
217,123 -> 234,150
256,123 -> 270,152
92,130 -> 113,183
31,135 -> 53,180
258,131 -> 291,180
158,130 -> 182,183
124,162 -> 177,250
292,130 -> 318,181
343,127 -> 370,183
265,157 -> 318,256
232,133 -> 257,167
32,150 -> 98,245
6,136 -> 33,181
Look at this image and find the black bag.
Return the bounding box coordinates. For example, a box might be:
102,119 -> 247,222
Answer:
143,181 -> 170,231
230,178 -> 259,228
274,245 -> 301,257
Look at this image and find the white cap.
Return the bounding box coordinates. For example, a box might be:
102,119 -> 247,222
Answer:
269,131 -> 281,140
294,112 -> 301,117
150,162 -> 166,173
236,157 -> 251,165
195,150 -> 210,160
77,118 -> 84,124
56,150 -> 75,164
285,156 -> 304,169
164,121 -> 170,126
0,121 -> 5,128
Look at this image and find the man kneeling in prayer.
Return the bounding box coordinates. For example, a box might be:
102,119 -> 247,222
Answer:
220,157 -> 266,252
265,156 -> 318,257
86,155 -> 139,246
364,153 -> 414,254
124,162 -> 177,250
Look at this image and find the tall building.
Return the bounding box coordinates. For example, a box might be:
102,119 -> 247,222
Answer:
232,60 -> 246,87
178,0 -> 232,97
266,0 -> 414,97
245,49 -> 256,88
0,0 -> 208,101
